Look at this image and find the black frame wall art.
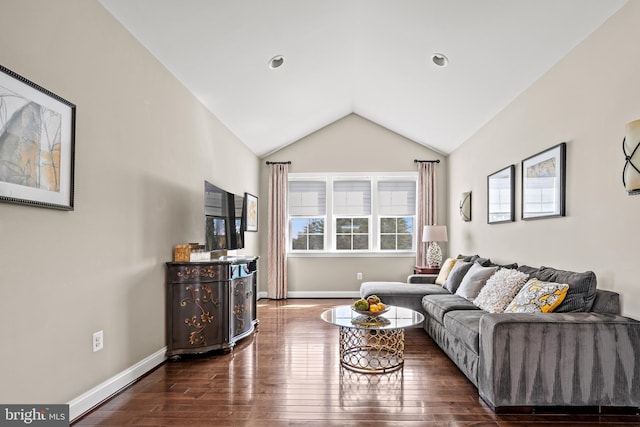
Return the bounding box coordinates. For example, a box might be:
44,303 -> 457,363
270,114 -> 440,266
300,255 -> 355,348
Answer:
0,65 -> 76,210
521,142 -> 566,220
244,193 -> 258,232
487,165 -> 515,224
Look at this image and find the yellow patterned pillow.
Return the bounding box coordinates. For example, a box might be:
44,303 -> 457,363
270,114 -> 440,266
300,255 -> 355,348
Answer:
435,258 -> 458,285
505,278 -> 569,313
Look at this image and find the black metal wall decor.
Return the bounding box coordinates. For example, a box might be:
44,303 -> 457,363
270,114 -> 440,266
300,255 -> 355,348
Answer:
623,119 -> 640,195
459,191 -> 471,221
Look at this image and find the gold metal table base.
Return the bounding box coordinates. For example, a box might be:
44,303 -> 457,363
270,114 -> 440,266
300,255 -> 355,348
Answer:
338,327 -> 404,373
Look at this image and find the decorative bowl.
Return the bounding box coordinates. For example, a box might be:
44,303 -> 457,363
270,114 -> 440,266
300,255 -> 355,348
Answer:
351,306 -> 390,317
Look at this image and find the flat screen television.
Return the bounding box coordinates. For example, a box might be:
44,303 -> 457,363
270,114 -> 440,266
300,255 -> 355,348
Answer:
204,181 -> 245,251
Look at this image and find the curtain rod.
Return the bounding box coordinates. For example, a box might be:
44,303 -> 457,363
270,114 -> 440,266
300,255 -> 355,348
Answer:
265,161 -> 292,165
414,159 -> 440,163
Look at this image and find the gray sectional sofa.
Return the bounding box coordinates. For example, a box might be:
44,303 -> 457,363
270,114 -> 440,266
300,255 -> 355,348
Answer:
359,257 -> 640,413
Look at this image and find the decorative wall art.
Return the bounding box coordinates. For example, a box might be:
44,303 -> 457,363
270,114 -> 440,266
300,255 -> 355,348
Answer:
487,165 -> 515,224
521,143 -> 566,220
244,193 -> 258,232
0,65 -> 76,210
459,191 -> 471,221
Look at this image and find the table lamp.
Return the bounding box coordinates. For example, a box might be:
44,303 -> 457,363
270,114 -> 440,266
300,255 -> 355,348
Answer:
422,225 -> 447,268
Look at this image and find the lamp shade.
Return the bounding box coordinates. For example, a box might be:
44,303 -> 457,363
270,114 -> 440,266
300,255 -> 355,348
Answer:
422,225 -> 447,242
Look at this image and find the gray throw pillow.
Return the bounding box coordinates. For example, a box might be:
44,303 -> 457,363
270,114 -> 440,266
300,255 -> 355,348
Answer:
443,261 -> 473,293
455,263 -> 498,301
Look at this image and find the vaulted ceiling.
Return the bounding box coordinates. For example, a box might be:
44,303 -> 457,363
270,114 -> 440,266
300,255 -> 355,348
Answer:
98,0 -> 626,157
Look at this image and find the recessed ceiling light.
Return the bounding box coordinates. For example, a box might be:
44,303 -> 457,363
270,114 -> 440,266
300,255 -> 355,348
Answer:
269,55 -> 285,69
431,53 -> 449,67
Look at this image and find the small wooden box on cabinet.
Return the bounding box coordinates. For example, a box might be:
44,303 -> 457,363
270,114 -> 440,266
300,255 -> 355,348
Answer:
165,257 -> 258,359
414,265 -> 441,275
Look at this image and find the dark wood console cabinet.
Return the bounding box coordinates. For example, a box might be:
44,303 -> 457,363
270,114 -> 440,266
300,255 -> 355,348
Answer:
165,257 -> 258,358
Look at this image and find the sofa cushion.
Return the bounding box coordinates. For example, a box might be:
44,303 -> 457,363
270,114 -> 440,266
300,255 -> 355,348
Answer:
443,310 -> 485,354
474,257 -> 493,267
407,274 -> 438,284
359,281 -> 404,298
517,264 -> 539,276
533,266 -> 597,313
360,282 -> 449,314
489,261 -> 519,270
435,257 -> 458,285
360,282 -> 449,299
455,264 -> 498,301
458,254 -> 493,267
504,279 -> 569,313
457,254 -> 478,262
422,294 -> 480,324
473,268 -> 529,313
443,261 -> 473,293
590,289 -> 621,315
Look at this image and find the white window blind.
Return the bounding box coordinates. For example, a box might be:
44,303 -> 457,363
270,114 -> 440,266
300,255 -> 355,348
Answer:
377,181 -> 416,215
288,181 -> 326,216
333,180 -> 371,215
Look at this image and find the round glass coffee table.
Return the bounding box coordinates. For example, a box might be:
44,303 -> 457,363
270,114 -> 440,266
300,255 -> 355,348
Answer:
320,305 -> 424,373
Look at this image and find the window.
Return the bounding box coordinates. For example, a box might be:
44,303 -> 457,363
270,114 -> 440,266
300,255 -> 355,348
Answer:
380,217 -> 413,250
291,218 -> 324,250
333,180 -> 371,251
288,173 -> 417,253
288,180 -> 326,250
336,217 -> 369,250
378,180 -> 415,251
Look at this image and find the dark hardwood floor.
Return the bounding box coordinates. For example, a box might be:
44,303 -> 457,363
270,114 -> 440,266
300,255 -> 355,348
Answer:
74,299 -> 640,426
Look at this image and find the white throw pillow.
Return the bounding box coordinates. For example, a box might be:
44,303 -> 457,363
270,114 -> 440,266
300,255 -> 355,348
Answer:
474,268 -> 529,313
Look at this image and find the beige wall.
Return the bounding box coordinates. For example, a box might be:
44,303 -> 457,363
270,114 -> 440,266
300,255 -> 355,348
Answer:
261,114 -> 448,294
448,1 -> 640,319
0,0 -> 259,404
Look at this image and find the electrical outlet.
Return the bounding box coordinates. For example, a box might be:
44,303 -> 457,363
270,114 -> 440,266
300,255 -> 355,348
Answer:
357,272 -> 363,280
93,330 -> 104,352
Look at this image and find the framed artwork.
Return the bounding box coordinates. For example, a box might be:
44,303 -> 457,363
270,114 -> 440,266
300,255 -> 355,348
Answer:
459,191 -> 471,221
0,65 -> 76,210
521,143 -> 566,220
244,192 -> 258,232
487,165 -> 515,224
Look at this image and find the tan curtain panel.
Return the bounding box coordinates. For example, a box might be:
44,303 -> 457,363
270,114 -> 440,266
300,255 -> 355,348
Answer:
267,163 -> 289,299
417,162 -> 437,266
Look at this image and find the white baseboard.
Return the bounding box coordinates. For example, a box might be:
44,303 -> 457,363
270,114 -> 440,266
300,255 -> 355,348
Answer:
68,347 -> 166,422
257,291 -> 359,299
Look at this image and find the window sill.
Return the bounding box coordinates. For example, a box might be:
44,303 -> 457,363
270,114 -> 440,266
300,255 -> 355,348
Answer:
287,252 -> 416,258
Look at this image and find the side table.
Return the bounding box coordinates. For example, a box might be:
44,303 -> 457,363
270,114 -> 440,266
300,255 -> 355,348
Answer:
414,265 -> 441,275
